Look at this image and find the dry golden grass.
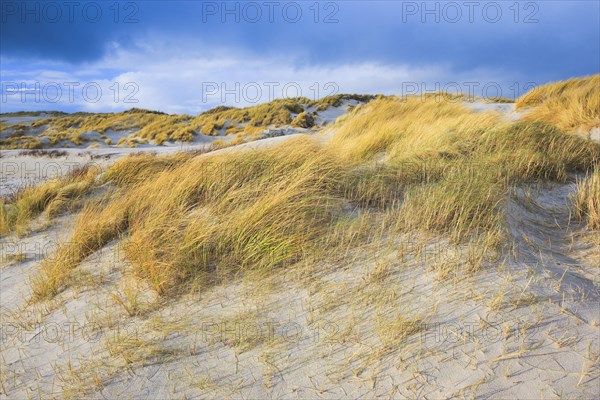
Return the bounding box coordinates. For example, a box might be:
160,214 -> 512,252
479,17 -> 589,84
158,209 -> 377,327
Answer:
375,311 -> 424,348
122,139 -> 349,295
29,90 -> 600,302
516,74 -> 600,133
291,111 -> 316,128
28,110 -> 188,145
210,134 -> 251,150
105,331 -> 182,366
573,169 -> 600,230
30,198 -> 130,300
31,138 -> 352,298
0,165 -> 99,236
188,97 -> 314,136
0,136 -> 44,149
189,95 -> 375,134
102,152 -> 196,187
1,109 -> 192,148
314,94 -> 377,111
1,95 -> 376,149
330,96 -> 502,162
331,96 -> 599,241
484,97 -> 515,104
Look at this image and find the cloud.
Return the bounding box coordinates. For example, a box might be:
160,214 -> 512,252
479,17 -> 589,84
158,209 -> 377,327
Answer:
2,1 -> 598,76
1,44 -> 522,114
3,0 -> 599,115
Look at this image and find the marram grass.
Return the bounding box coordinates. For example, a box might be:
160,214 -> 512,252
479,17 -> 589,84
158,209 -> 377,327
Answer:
0,165 -> 99,237
27,91 -> 600,301
516,74 -> 600,134
573,169 -> 600,230
1,94 -> 377,149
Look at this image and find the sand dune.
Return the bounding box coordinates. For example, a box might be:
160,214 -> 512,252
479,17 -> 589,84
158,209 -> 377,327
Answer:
1,89 -> 598,399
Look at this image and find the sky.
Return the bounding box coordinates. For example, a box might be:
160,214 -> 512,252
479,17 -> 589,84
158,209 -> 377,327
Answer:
1,0 -> 599,114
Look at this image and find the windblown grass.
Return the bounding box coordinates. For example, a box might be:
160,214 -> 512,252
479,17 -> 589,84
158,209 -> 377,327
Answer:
102,152 -> 197,187
32,139 -> 355,298
0,165 -> 99,237
291,111 -> 316,128
515,75 -> 600,133
30,92 -> 600,301
331,96 -> 599,241
573,169 -> 600,230
120,140 -> 352,294
330,96 -> 502,162
30,197 -> 129,300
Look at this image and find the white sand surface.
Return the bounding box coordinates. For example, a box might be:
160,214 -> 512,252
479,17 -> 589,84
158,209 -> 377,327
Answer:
464,99 -> 524,121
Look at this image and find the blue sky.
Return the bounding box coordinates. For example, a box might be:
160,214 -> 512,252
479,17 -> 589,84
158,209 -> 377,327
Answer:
1,0 -> 599,114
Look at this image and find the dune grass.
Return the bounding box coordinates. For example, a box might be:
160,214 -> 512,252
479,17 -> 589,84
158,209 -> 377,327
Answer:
30,197 -> 130,300
0,165 -> 99,237
330,95 -> 502,162
189,98 -> 306,135
1,95 -> 377,149
291,111 -> 316,128
28,111 -> 191,146
515,75 -> 600,134
573,169 -> 600,230
0,136 -> 44,149
29,93 -> 600,302
484,97 -> 515,104
189,95 -> 375,133
331,96 -> 599,241
31,139 -> 353,299
102,152 -> 198,187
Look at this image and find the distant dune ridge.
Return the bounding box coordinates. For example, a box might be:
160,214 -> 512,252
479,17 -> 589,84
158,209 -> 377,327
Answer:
0,94 -> 376,150
1,76 -> 599,399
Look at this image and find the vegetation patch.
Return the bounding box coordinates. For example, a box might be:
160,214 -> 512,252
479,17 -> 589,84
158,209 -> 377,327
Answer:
516,74 -> 600,133
1,95 -> 378,149
291,111 -> 316,128
573,169 -> 600,230
0,164 -> 99,237
28,95 -> 600,302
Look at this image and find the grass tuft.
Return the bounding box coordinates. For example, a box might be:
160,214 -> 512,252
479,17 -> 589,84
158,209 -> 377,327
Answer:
0,165 -> 99,236
573,169 -> 600,230
516,74 -> 600,134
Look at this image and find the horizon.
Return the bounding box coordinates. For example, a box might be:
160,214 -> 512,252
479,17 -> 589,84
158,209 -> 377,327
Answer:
0,87 -> 566,116
1,1 -> 599,114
